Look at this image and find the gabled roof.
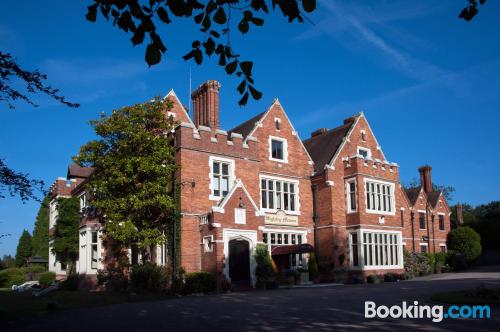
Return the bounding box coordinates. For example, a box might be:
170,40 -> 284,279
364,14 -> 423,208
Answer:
427,191 -> 442,208
163,89 -> 195,127
228,111 -> 266,137
303,122 -> 355,173
404,186 -> 422,206
67,164 -> 94,179
212,179 -> 262,216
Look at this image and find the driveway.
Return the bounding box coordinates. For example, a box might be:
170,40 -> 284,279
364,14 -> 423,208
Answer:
3,271 -> 500,332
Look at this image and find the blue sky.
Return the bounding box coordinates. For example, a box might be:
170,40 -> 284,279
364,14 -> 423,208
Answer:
1,0 -> 499,256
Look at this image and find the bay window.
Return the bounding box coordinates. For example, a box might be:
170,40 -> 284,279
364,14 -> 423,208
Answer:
349,230 -> 402,269
365,179 -> 394,214
260,177 -> 298,213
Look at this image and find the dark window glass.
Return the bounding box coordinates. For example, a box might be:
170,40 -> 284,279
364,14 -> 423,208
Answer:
351,233 -> 359,267
271,140 -> 284,160
439,215 -> 445,230
419,213 -> 426,229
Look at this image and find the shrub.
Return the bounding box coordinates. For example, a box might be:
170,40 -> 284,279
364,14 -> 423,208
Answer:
0,266 -> 46,288
130,263 -> 169,292
39,271 -> 56,288
183,272 -> 216,294
383,273 -> 398,282
434,252 -> 447,273
308,253 -> 319,281
447,226 -> 482,264
404,251 -> 432,277
446,250 -> 468,271
60,273 -> 80,291
366,275 -> 381,284
254,244 -> 276,289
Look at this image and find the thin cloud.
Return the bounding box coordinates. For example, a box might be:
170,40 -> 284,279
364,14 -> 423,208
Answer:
296,0 -> 448,81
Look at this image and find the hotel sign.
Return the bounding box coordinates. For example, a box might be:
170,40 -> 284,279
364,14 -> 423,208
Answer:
264,210 -> 298,226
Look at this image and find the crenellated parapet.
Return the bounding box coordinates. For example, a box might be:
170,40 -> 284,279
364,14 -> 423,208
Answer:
342,155 -> 399,180
49,177 -> 78,198
176,122 -> 259,160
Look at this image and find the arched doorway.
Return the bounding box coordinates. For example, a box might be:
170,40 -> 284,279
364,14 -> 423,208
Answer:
228,239 -> 251,285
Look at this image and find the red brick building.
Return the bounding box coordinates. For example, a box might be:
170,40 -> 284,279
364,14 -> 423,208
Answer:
48,80 -> 452,285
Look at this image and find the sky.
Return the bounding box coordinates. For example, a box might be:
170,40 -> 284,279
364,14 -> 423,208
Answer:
1,0 -> 499,256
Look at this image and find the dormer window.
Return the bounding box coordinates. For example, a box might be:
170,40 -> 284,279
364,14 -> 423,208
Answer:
269,136 -> 288,163
358,147 -> 371,159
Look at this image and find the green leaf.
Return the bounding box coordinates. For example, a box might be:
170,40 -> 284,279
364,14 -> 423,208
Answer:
239,61 -> 253,77
225,61 -> 238,75
145,43 -> 161,66
251,17 -> 264,26
238,92 -> 249,106
131,27 -> 145,45
237,80 -> 246,94
248,85 -> 262,100
194,49 -> 203,64
157,7 -> 172,23
213,6 -> 227,24
302,0 -> 316,13
203,38 -> 216,55
86,4 -> 98,22
238,19 -> 249,34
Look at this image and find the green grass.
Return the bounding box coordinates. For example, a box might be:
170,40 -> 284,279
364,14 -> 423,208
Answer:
0,288 -> 173,321
431,287 -> 500,306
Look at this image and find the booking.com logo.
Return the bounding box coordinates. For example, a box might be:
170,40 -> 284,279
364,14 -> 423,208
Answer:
365,301 -> 491,322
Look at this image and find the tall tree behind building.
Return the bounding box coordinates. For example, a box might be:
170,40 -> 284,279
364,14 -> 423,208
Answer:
15,230 -> 32,267
31,197 -> 50,259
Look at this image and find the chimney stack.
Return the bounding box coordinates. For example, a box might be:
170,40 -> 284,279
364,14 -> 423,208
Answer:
191,80 -> 221,128
456,204 -> 464,225
418,165 -> 433,193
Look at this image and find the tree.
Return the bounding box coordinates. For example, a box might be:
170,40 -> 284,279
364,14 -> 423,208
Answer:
74,97 -> 177,257
85,1 -> 486,106
447,226 -> 482,264
32,196 -> 50,259
0,158 -> 45,202
51,197 -> 80,273
0,255 -> 16,270
0,51 -> 79,110
85,0 -> 317,106
459,0 -> 487,21
15,229 -> 32,267
405,178 -> 455,202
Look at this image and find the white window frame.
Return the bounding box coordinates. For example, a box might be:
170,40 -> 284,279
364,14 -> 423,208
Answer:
259,174 -> 300,215
262,229 -> 307,269
439,244 -> 447,253
345,178 -> 357,213
438,212 -> 446,231
268,136 -> 288,163
209,156 -> 235,201
420,242 -> 429,253
357,146 -> 371,159
203,235 -> 214,253
79,192 -> 88,212
418,210 -> 426,230
90,230 -> 99,270
274,117 -> 281,131
364,178 -> 396,216
349,229 -> 403,270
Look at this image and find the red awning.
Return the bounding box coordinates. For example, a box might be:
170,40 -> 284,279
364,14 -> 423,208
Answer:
271,244 -> 314,256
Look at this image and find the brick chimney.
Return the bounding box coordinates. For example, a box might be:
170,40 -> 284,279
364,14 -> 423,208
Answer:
191,80 -> 221,128
418,165 -> 433,193
456,204 -> 464,225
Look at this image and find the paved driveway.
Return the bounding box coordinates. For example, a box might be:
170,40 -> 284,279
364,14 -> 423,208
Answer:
4,273 -> 500,332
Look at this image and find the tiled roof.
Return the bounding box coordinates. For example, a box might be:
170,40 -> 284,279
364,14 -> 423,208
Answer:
67,164 -> 94,179
303,122 -> 354,173
227,111 -> 266,138
427,191 -> 442,208
404,187 -> 421,206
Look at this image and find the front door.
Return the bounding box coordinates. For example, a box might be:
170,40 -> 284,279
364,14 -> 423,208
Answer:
228,239 -> 250,284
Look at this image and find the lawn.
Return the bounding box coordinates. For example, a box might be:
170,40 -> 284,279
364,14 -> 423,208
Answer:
0,288 -> 172,321
431,286 -> 500,306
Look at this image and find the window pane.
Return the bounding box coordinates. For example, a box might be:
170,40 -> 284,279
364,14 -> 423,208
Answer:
261,190 -> 267,209
290,194 -> 295,211
213,162 -> 220,174
221,177 -> 228,196
222,163 -> 228,175
92,231 -> 97,243
290,184 -> 295,193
